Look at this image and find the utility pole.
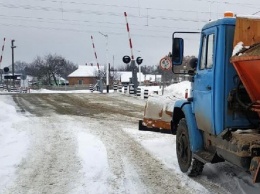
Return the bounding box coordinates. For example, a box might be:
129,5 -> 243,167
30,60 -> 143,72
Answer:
11,40 -> 16,87
113,55 -> 115,81
135,50 -> 142,85
99,31 -> 109,93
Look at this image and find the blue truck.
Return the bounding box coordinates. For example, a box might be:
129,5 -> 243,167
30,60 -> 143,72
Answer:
171,13 -> 260,183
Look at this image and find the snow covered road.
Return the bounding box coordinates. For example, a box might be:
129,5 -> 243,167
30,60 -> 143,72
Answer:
0,92 -> 259,193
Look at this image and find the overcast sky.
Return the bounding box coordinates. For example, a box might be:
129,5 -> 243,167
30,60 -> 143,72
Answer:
0,0 -> 259,69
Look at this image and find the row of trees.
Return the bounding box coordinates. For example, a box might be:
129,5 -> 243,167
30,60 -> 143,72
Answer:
10,54 -> 77,85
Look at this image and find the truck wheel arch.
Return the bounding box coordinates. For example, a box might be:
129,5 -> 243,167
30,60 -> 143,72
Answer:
173,103 -> 204,152
172,107 -> 185,134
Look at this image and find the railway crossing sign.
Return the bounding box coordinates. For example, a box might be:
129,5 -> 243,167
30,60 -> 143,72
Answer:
159,57 -> 172,70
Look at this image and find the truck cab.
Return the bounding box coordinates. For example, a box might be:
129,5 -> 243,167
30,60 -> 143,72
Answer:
172,13 -> 260,182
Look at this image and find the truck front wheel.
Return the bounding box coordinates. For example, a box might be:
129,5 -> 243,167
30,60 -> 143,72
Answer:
176,118 -> 192,172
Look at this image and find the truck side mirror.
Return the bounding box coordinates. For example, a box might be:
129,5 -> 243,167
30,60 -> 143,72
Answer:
172,38 -> 184,66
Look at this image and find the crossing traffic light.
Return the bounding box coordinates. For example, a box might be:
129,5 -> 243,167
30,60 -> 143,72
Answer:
122,55 -> 131,64
3,67 -> 9,73
136,57 -> 143,65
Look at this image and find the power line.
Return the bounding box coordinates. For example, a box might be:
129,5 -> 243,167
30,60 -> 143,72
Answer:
0,2 -> 222,23
2,0 -> 259,26
27,0 -> 260,12
0,14 -> 202,32
1,1 -> 258,25
0,22 -> 202,42
0,22 -> 177,39
193,0 -> 259,8
1,2 -> 256,38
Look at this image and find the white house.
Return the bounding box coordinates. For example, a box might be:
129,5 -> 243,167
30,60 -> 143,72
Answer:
117,71 -> 145,84
144,74 -> 162,83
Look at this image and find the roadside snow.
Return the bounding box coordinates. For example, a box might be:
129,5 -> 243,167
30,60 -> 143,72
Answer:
0,96 -> 30,193
122,128 -> 210,194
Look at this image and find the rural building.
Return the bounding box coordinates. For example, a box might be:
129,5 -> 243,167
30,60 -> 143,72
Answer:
144,74 -> 162,85
117,71 -> 145,85
68,65 -> 104,86
115,71 -> 161,85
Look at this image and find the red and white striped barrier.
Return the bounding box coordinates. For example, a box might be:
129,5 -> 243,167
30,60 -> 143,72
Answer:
91,35 -> 100,70
124,12 -> 134,60
0,37 -> 6,67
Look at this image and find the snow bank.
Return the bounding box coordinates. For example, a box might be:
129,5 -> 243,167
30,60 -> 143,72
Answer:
164,81 -> 192,97
237,15 -> 260,19
0,96 -> 30,192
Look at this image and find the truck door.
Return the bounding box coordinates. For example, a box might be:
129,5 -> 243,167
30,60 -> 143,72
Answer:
193,29 -> 216,134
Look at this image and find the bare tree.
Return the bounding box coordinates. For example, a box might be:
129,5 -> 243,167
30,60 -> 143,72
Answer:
25,56 -> 47,83
25,54 -> 77,85
44,54 -> 66,85
11,61 -> 30,74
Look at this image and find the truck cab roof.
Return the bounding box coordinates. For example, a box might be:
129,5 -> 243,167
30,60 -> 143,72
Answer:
202,17 -> 236,31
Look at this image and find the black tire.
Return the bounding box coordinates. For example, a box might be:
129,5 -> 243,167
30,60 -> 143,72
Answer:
176,118 -> 192,172
188,159 -> 204,177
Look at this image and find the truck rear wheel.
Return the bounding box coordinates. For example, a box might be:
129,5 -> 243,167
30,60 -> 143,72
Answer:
176,118 -> 192,172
